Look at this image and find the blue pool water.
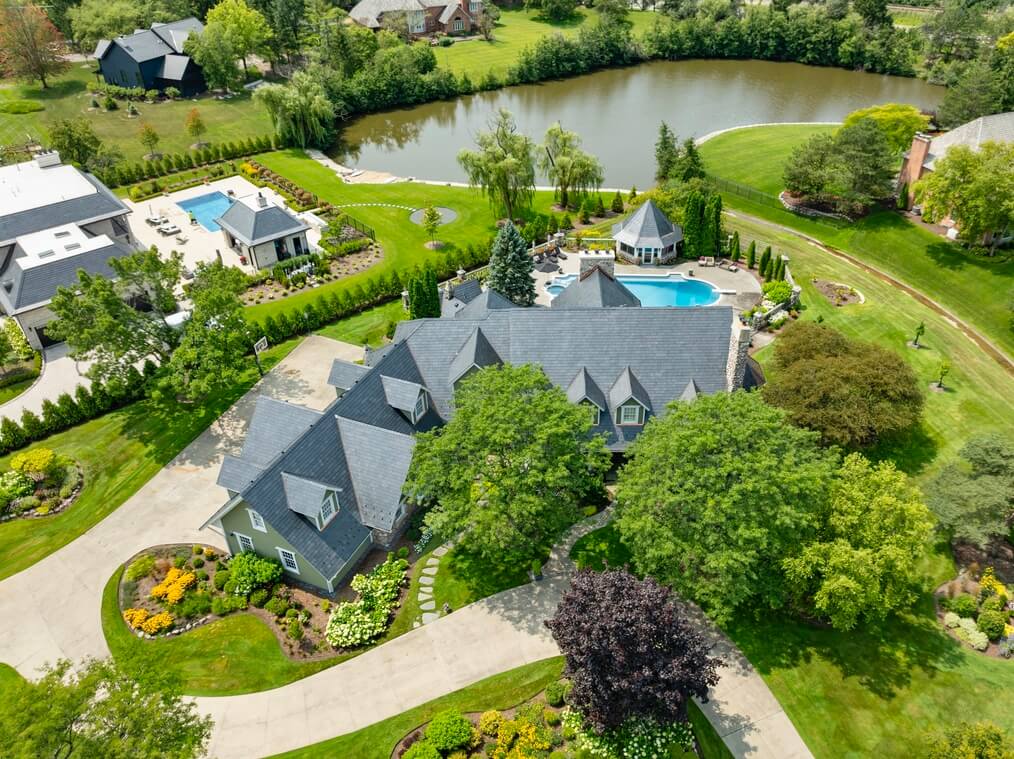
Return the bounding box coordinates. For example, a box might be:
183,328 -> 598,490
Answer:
547,275 -> 720,307
176,192 -> 234,232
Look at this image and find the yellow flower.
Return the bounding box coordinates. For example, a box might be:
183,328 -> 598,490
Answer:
122,608 -> 149,629
150,567 -> 196,605
141,612 -> 173,634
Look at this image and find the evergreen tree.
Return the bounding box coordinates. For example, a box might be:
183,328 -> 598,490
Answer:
425,268 -> 440,317
730,231 -> 741,262
611,190 -> 624,213
561,213 -> 573,230
758,246 -> 772,278
20,410 -> 44,441
682,190 -> 705,260
655,122 -> 678,183
628,186 -> 637,202
579,198 -> 592,224
746,241 -> 756,269
702,194 -> 722,258
595,194 -> 606,217
775,256 -> 786,281
0,417 -> 25,453
487,221 -> 535,306
408,277 -> 422,319
74,384 -> 96,418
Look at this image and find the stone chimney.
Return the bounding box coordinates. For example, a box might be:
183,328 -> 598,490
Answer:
577,250 -> 615,278
901,133 -> 932,207
726,327 -> 752,390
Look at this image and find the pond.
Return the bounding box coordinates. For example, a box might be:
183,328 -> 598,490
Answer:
330,59 -> 944,188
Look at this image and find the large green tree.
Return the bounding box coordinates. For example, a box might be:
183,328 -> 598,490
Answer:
68,0 -> 142,53
407,364 -> 610,568
783,133 -> 836,199
915,141 -> 1014,253
255,70 -> 336,149
0,656 -> 212,758
159,262 -> 251,401
761,322 -> 924,448
783,453 -> 933,630
655,121 -> 678,183
539,122 -> 604,209
205,0 -> 272,78
458,109 -> 536,221
0,3 -> 68,89
926,435 -> 1014,548
486,221 -> 535,306
47,118 -> 101,167
185,23 -> 242,91
615,392 -> 838,622
842,103 -> 930,153
47,248 -> 183,385
926,722 -> 1014,759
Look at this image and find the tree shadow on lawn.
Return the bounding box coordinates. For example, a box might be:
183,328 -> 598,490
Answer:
725,593 -> 965,701
865,422 -> 939,477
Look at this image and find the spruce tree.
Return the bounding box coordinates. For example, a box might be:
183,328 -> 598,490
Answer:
579,198 -> 591,224
774,256 -> 785,282
746,241 -> 756,269
655,122 -> 678,183
758,245 -> 772,277
682,191 -> 705,260
702,194 -> 722,258
595,194 -> 606,217
487,221 -> 535,306
628,186 -> 637,202
611,190 -> 624,213
730,231 -> 741,262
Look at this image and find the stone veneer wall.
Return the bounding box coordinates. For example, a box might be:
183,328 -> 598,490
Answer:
726,327 -> 753,390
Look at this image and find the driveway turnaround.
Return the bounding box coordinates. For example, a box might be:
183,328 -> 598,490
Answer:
0,336 -> 362,677
0,343 -> 92,420
0,335 -> 811,759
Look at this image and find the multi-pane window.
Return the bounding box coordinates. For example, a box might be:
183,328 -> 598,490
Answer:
248,509 -> 267,532
318,491 -> 338,529
235,532 -> 255,552
617,403 -> 643,425
277,548 -> 300,574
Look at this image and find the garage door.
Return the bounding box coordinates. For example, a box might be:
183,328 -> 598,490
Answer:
35,325 -> 60,348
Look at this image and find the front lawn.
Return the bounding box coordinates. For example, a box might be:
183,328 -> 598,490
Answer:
314,299 -> 406,347
430,8 -> 657,79
570,522 -> 632,571
0,339 -> 299,582
699,124 -> 1014,358
0,65 -> 273,162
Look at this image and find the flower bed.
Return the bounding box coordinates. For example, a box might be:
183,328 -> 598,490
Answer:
392,680 -> 697,759
0,447 -> 83,522
935,566 -> 1014,658
813,280 -> 863,307
240,242 -> 386,306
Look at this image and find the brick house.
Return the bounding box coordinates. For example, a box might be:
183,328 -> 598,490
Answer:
349,0 -> 483,36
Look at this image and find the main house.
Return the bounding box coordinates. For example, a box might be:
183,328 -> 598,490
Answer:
349,0 -> 482,36
94,18 -> 206,95
899,111 -> 1014,208
0,152 -> 135,349
214,192 -> 311,271
206,268 -> 752,592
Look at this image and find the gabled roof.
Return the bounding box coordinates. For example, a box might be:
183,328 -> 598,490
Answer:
217,456 -> 266,493
611,199 -> 682,250
281,473 -> 339,519
93,40 -> 111,59
679,379 -> 700,402
381,375 -> 424,413
158,54 -> 192,81
100,18 -> 203,63
327,358 -> 370,391
551,266 -> 640,309
240,396 -> 322,467
449,326 -> 502,385
450,288 -> 517,319
150,18 -> 203,53
439,1 -> 471,22
608,366 -> 652,411
337,417 -> 415,530
350,0 -> 425,27
566,367 -> 607,411
214,194 -> 309,246
925,111 -> 1014,170
451,278 -> 482,304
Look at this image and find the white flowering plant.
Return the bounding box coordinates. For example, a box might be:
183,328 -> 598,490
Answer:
561,708 -> 694,759
325,555 -> 408,648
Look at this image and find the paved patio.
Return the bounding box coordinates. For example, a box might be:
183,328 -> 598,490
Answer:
123,176 -> 325,275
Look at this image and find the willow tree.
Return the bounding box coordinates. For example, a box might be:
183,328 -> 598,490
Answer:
457,109 -> 535,221
255,71 -> 336,149
539,122 -> 604,209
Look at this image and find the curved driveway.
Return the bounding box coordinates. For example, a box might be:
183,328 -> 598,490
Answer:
0,335 -> 811,759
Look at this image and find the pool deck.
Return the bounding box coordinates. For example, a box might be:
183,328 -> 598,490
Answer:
533,253 -> 763,311
124,176 -> 323,276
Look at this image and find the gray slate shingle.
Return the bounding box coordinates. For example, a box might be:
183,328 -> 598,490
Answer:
551,267 -> 640,309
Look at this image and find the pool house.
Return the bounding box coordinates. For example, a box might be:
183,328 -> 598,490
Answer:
611,199 -> 683,266
214,192 -> 311,271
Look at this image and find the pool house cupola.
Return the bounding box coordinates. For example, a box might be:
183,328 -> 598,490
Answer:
611,199 -> 683,266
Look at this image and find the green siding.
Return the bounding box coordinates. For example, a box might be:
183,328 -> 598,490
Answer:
219,504 -> 334,591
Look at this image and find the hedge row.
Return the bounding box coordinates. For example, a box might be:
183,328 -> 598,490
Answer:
99,136 -> 277,189
0,362 -> 158,456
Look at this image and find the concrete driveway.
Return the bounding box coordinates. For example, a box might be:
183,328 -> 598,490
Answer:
0,343 -> 92,420
0,335 -> 360,676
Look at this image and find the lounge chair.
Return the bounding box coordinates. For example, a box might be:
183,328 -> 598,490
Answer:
704,256 -> 716,267
698,256 -> 706,266
175,235 -> 188,244
557,251 -> 568,260
159,223 -> 181,236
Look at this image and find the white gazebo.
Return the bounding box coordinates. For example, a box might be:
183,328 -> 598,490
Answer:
611,199 -> 683,265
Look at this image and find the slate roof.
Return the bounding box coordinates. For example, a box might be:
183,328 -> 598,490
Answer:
337,417 -> 415,530
679,379 -> 700,402
327,358 -> 370,391
439,1 -> 470,22
924,111 -> 1014,170
215,196 -> 309,246
609,366 -> 652,411
451,278 -> 482,303
566,367 -> 607,411
93,40 -> 111,59
449,326 -> 502,385
0,171 -> 129,246
0,238 -> 131,313
454,288 -> 518,319
281,473 -> 337,519
151,18 -> 203,52
158,55 -> 192,80
381,375 -> 424,413
551,266 -> 640,309
612,199 -> 683,250
98,18 -> 202,63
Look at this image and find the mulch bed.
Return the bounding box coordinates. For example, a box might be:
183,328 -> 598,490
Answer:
242,245 -> 385,306
0,463 -> 84,523
813,279 -> 862,307
934,575 -> 1012,659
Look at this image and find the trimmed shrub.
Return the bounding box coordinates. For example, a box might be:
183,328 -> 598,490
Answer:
287,618 -> 304,640
949,594 -> 978,619
762,280 -> 793,305
177,591 -> 213,618
192,557 -> 205,568
978,610 -> 1006,640
425,710 -> 473,752
229,551 -> 283,595
125,555 -> 156,581
545,708 -> 561,726
545,680 -> 569,707
479,710 -> 502,737
402,741 -> 440,759
213,569 -> 231,591
264,596 -> 289,616
249,588 -> 270,608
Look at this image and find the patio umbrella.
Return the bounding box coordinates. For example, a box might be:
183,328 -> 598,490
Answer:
536,261 -> 559,273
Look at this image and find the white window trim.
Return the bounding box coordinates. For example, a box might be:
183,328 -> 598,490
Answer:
247,509 -> 267,533
317,491 -> 339,530
234,531 -> 255,553
617,402 -> 644,426
277,547 -> 300,575
412,392 -> 428,423
452,18 -> 464,30
469,0 -> 480,11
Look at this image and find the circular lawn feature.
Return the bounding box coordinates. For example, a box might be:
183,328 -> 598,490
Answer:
409,206 -> 458,226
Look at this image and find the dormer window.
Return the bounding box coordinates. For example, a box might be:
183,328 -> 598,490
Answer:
617,402 -> 644,426
317,491 -> 339,530
585,401 -> 600,426
412,393 -> 428,423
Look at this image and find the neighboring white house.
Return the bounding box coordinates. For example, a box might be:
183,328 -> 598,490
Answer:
0,152 -> 135,349
214,192 -> 311,272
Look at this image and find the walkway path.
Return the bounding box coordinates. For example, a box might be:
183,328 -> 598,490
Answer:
0,336 -> 363,677
197,508 -> 812,759
0,343 -> 92,420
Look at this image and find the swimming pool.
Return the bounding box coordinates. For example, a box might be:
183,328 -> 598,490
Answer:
176,191 -> 234,232
547,274 -> 720,307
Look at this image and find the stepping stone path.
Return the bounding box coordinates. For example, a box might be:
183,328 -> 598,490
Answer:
413,541 -> 453,627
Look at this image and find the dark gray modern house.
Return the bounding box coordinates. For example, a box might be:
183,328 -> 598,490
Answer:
94,18 -> 206,95
206,271 -> 752,592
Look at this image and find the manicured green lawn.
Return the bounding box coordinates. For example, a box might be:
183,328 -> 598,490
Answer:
0,376 -> 37,405
0,65 -> 273,162
699,124 -> 1014,358
314,299 -> 406,347
248,150 -> 559,324
0,339 -> 299,582
431,9 -> 657,79
570,522 -> 632,570
689,701 -> 734,759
